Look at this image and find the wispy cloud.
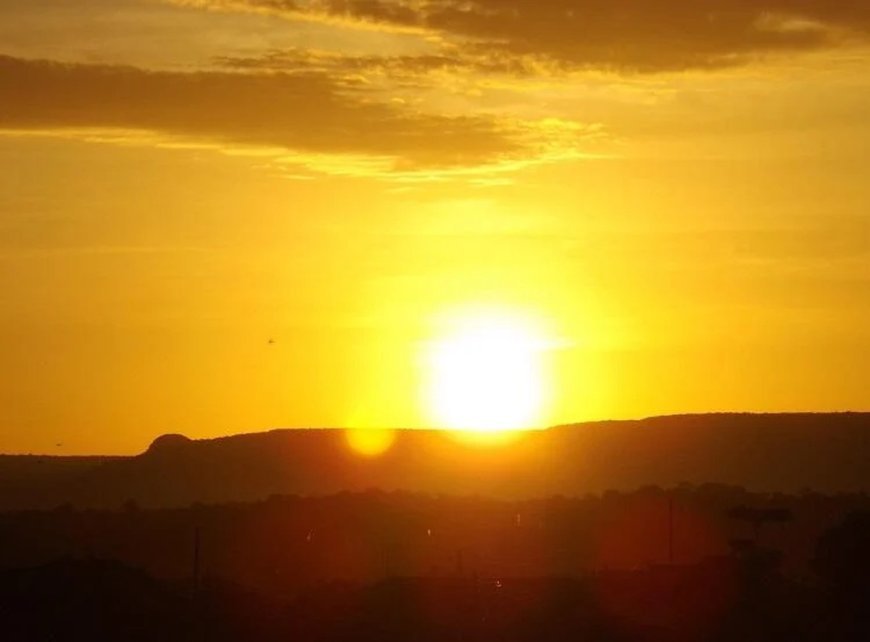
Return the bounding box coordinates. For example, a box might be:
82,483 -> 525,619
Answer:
181,0 -> 870,72
214,46 -> 545,81
0,55 -> 507,168
0,55 -> 603,176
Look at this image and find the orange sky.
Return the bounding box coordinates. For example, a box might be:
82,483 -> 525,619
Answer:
1,0 -> 869,454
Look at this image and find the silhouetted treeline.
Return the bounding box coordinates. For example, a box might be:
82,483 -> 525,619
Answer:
3,505 -> 870,641
1,486 -> 868,597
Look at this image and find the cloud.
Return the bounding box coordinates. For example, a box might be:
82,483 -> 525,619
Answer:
213,47 -> 545,94
184,0 -> 870,72
0,55 -> 524,170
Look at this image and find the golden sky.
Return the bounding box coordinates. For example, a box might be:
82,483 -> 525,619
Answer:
1,0 -> 869,454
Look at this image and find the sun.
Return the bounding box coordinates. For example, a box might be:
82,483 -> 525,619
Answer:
424,311 -> 549,436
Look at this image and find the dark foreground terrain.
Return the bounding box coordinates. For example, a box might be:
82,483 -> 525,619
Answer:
3,414 -> 869,640
1,488 -> 870,641
1,554 -> 864,642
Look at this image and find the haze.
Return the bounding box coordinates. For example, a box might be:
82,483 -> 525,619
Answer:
2,0 -> 869,454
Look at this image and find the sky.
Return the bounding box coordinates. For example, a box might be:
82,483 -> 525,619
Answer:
1,0 -> 869,454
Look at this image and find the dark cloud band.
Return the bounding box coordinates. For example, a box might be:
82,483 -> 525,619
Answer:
0,55 -> 518,167
201,0 -> 870,71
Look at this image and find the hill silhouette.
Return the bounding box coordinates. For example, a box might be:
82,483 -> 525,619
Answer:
1,413 -> 868,510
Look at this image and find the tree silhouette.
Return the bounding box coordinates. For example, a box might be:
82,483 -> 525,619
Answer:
814,511 -> 870,638
814,510 -> 870,594
727,505 -> 793,541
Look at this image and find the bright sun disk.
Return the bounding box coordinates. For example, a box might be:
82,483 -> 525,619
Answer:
425,312 -> 549,436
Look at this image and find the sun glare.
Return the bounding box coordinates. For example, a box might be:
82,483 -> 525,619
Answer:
425,311 -> 549,437
345,428 -> 396,457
